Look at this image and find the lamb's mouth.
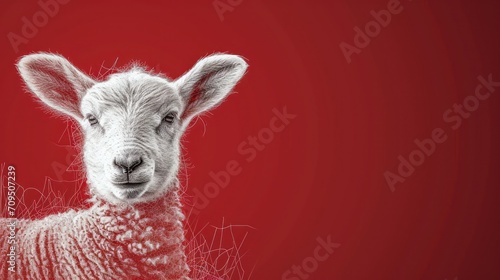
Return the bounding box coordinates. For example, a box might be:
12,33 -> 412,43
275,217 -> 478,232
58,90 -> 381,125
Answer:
113,182 -> 147,189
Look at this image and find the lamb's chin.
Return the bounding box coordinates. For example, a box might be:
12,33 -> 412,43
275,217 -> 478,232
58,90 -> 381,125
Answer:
110,186 -> 148,203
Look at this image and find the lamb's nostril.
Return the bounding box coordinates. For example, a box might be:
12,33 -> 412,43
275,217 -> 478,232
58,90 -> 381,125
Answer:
114,157 -> 143,174
128,158 -> 143,172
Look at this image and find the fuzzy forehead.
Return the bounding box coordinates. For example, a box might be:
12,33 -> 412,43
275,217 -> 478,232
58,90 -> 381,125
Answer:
81,68 -> 182,116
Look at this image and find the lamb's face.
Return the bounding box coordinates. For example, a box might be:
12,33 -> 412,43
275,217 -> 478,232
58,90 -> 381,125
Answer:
17,53 -> 247,205
80,70 -> 184,203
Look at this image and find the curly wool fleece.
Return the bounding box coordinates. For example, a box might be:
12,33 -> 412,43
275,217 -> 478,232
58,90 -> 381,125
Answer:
0,187 -> 189,280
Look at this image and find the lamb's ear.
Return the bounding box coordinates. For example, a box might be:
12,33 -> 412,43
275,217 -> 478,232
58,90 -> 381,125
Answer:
175,54 -> 248,124
16,53 -> 95,120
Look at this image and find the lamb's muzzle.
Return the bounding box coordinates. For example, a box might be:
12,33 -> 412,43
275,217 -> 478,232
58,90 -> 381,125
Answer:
115,156 -> 143,174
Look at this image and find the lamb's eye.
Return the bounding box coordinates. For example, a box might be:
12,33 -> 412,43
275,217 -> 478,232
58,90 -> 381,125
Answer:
87,115 -> 99,125
163,112 -> 176,124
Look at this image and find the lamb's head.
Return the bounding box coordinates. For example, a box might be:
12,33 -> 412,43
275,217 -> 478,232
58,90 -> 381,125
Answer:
16,53 -> 247,204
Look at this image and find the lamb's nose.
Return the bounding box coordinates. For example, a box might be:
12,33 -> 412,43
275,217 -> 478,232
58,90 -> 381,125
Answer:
114,156 -> 143,174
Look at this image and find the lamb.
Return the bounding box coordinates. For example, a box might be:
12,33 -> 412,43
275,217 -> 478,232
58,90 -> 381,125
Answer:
0,52 -> 248,279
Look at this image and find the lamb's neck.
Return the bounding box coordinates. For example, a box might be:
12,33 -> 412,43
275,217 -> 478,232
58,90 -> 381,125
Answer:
88,190 -> 186,242
79,189 -> 189,278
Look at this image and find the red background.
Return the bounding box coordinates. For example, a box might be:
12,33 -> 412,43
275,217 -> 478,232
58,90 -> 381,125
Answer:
1,0 -> 500,279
